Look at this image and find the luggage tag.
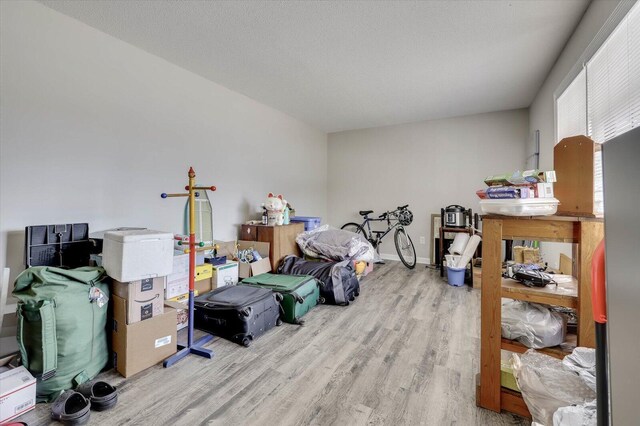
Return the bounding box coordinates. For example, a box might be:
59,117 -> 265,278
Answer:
89,287 -> 109,308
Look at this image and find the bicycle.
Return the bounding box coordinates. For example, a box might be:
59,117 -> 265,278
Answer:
341,205 -> 417,269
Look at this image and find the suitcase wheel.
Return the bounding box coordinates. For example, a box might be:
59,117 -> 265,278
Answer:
354,291 -> 360,297
240,307 -> 253,318
242,337 -> 252,347
318,297 -> 325,304
276,318 -> 283,327
349,294 -> 356,302
274,293 -> 284,303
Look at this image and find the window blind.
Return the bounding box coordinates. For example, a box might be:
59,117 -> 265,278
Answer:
587,2 -> 640,142
629,3 -> 640,129
556,68 -> 587,142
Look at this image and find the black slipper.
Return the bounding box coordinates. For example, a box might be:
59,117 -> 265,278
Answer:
76,381 -> 118,411
50,391 -> 91,425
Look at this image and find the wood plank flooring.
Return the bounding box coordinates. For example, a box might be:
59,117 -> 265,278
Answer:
21,261 -> 527,425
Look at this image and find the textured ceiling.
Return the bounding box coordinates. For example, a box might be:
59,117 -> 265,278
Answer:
40,0 -> 589,133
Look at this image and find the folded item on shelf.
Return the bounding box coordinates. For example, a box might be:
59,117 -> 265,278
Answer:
501,300 -> 565,349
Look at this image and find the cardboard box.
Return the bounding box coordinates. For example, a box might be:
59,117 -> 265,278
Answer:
112,277 -> 164,324
195,264 -> 213,281
164,300 -> 189,331
103,230 -> 173,282
112,295 -> 177,378
167,255 -> 212,297
168,254 -> 189,283
167,293 -> 196,303
194,278 -> 212,295
237,241 -> 271,278
0,355 -> 36,423
212,261 -> 239,288
536,182 -> 554,198
165,278 -> 189,300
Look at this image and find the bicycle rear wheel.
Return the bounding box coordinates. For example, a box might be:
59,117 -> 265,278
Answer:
341,222 -> 365,236
394,227 -> 416,269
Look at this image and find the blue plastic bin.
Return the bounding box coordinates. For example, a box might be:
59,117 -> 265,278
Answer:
290,216 -> 321,231
447,266 -> 466,287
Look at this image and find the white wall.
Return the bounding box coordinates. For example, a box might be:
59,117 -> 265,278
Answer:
0,1 -> 327,281
327,109 -> 528,262
529,0 -> 622,170
528,0 -> 621,270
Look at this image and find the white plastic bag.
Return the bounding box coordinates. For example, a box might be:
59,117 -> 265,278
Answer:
295,225 -> 379,262
553,400 -> 597,426
562,347 -> 597,392
502,300 -> 565,348
512,350 -> 596,426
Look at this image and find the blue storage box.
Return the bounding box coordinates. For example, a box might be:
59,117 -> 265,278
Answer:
290,216 -> 321,231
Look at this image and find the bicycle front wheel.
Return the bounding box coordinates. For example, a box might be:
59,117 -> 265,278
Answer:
394,227 -> 416,269
341,222 -> 365,236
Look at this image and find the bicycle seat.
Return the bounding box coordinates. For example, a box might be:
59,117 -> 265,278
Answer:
359,210 -> 373,216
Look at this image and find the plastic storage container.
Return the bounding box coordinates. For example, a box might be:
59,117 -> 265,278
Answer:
24,223 -> 90,268
103,229 -> 173,282
290,216 -> 321,231
479,198 -> 559,217
447,266 -> 466,286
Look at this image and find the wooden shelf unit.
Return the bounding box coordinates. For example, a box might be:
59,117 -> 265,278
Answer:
501,276 -> 578,309
477,215 -> 603,416
501,332 -> 577,360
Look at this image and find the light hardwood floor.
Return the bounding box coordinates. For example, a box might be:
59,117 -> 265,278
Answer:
22,261 -> 527,425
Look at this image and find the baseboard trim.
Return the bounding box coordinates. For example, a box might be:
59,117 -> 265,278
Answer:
379,253 -> 430,265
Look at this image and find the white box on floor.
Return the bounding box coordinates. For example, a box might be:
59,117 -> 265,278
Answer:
103,229 -> 173,282
0,359 -> 36,423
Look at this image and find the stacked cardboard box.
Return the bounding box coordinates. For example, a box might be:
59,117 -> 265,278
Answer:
102,229 -> 178,377
0,355 -> 36,423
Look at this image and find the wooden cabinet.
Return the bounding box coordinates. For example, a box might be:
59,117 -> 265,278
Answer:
240,223 -> 304,271
477,215 -> 604,417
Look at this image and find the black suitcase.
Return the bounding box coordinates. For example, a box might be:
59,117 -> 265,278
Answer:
277,255 -> 360,306
193,285 -> 282,347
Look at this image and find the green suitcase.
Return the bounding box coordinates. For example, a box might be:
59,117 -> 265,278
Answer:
240,273 -> 321,325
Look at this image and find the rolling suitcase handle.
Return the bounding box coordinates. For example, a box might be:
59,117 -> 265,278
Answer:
591,239 -> 607,426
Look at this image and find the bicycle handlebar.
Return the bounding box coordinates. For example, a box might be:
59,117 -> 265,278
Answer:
397,204 -> 408,210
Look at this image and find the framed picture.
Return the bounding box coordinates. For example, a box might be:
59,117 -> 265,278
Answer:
429,213 -> 441,265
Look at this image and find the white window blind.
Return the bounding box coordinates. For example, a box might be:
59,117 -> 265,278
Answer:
587,2 -> 640,143
557,69 -> 587,141
629,3 -> 640,129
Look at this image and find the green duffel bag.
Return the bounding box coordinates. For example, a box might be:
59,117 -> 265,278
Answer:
240,273 -> 321,325
12,266 -> 110,402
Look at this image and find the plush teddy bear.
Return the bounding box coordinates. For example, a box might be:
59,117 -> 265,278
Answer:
265,193 -> 285,225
